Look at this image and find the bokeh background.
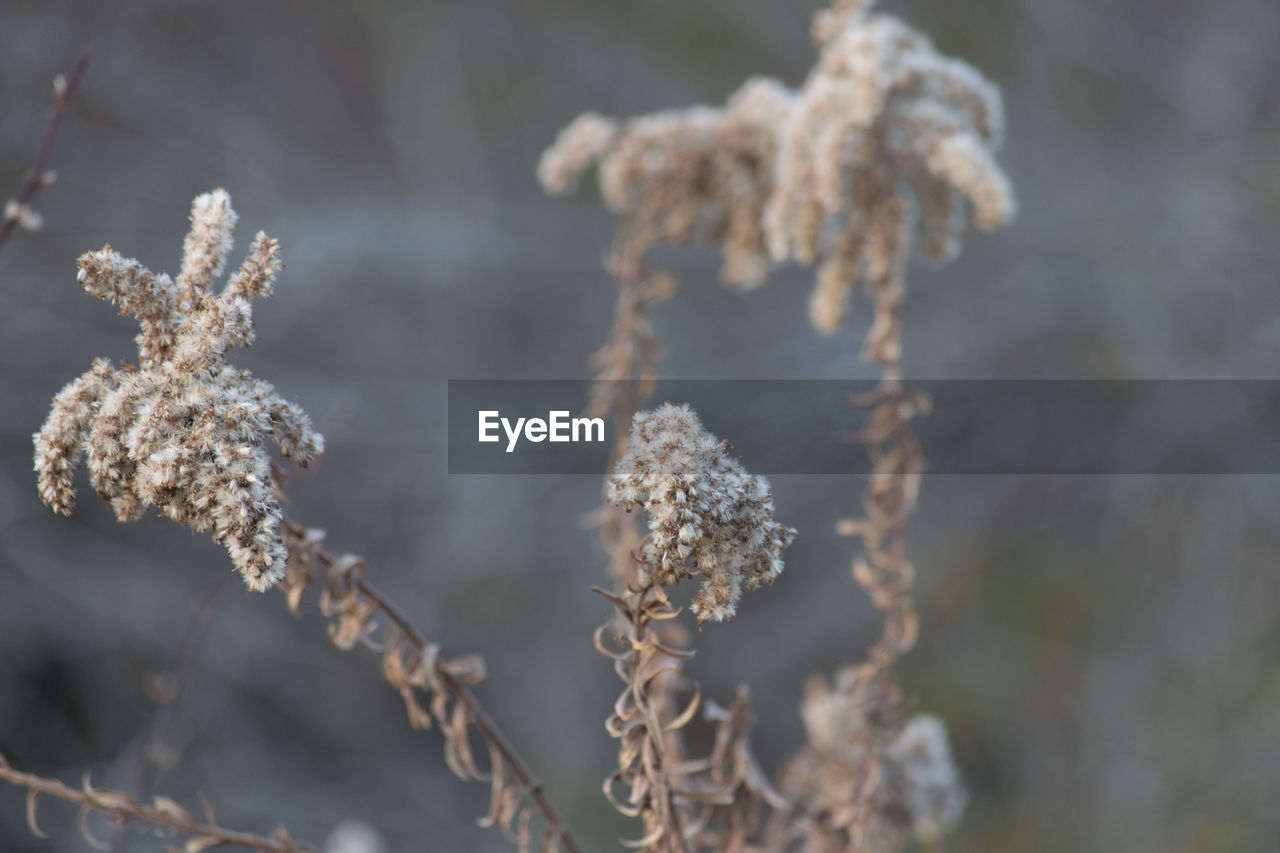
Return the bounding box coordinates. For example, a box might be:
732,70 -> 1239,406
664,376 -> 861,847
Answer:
3,1 -> 1280,851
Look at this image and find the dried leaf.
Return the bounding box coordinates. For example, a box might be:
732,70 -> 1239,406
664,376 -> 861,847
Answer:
441,653 -> 487,684
400,687 -> 434,731
479,741 -> 507,828
449,701 -> 481,779
603,773 -> 643,819
152,795 -> 192,823
285,580 -> 306,615
26,789 -> 46,838
665,685 -> 702,732
197,791 -> 217,826
620,820 -> 667,849
77,802 -> 109,850
517,808 -> 535,853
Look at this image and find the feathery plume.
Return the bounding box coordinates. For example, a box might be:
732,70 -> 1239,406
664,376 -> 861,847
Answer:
608,403 -> 795,624
541,78 -> 792,292
771,674 -> 965,852
540,1 -> 1014,336
33,189 -> 322,591
768,2 -> 1014,334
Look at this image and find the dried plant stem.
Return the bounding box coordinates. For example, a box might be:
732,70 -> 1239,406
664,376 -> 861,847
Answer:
0,754 -> 313,852
357,579 -> 578,853
805,272 -> 929,849
842,281 -> 925,685
279,519 -> 583,853
585,160 -> 799,851
589,218 -> 698,849
587,210 -> 676,422
0,51 -> 89,249
111,576 -> 238,853
594,574 -> 696,853
594,568 -> 788,853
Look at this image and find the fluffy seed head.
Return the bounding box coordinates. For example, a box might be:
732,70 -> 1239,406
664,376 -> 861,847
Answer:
33,190 -> 322,591
541,0 -> 1015,334
607,403 -> 795,623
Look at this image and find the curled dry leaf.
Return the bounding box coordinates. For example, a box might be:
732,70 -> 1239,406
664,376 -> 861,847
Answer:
26,789 -> 46,839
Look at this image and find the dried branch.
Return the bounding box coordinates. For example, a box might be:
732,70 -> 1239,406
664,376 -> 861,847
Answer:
0,51 -> 89,249
593,573 -> 788,853
585,209 -> 677,423
31,189 -> 581,853
279,520 -> 583,853
769,3 -> 996,848
0,753 -> 314,852
594,577 -> 694,853
544,39 -> 804,853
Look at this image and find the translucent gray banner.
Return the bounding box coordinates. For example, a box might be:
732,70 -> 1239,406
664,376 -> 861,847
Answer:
447,380 -> 1280,475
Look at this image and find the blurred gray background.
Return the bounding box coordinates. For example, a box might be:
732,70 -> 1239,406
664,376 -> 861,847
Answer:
2,1 -> 1279,851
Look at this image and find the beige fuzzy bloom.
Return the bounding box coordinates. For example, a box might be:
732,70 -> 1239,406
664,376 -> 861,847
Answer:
880,714 -> 967,845
607,403 -> 795,623
777,672 -> 966,852
537,112 -> 620,196
542,0 -> 1015,334
33,189 -> 322,591
540,77 -> 794,291
769,2 -> 1015,334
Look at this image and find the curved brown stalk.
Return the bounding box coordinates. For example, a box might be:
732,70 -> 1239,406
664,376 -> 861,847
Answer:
594,575 -> 694,853
0,754 -> 313,852
279,519 -> 582,853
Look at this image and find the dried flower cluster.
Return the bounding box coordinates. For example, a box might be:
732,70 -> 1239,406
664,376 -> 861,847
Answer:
540,0 -> 1013,338
771,0 -> 1014,336
541,77 -> 791,291
772,674 -> 966,852
608,403 -> 796,624
33,190 -> 323,590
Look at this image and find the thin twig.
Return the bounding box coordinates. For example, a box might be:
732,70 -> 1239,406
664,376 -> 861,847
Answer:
0,51 -> 90,249
0,754 -> 314,852
110,576 -> 239,853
